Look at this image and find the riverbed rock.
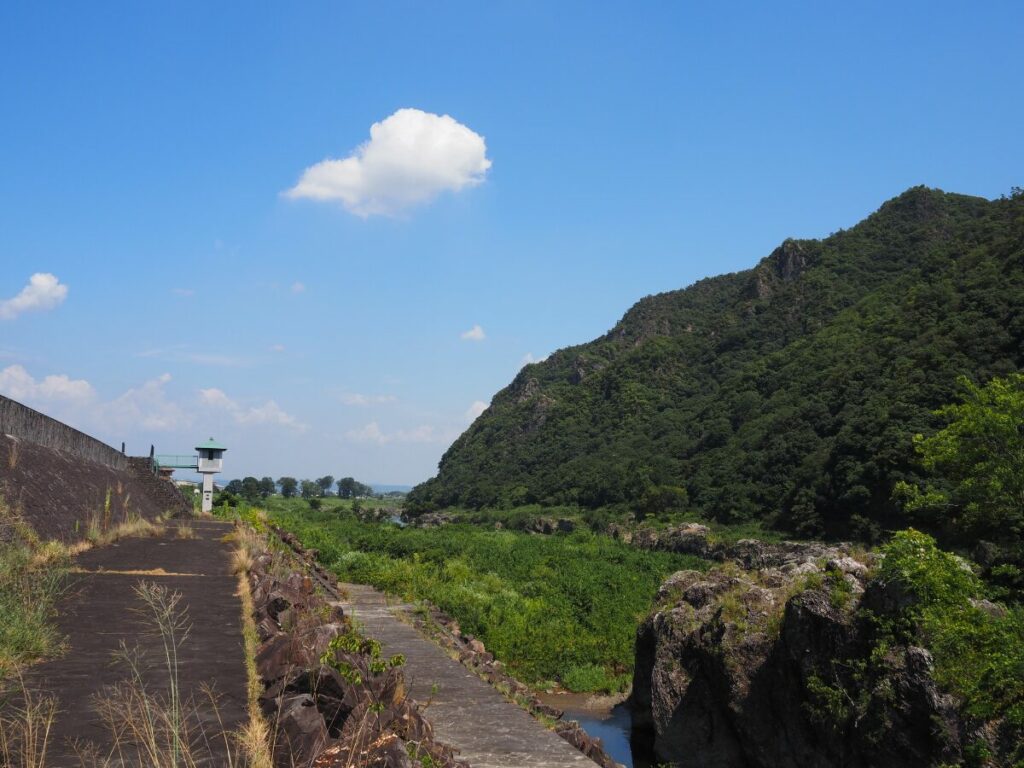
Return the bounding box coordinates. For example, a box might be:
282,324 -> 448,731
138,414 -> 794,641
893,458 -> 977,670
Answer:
630,542 -> 1012,768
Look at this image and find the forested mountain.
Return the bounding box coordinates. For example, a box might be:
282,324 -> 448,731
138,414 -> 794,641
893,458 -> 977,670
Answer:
409,187 -> 1024,538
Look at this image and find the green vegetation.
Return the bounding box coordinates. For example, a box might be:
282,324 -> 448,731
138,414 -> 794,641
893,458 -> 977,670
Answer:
896,373 -> 1024,542
258,498 -> 707,690
873,530 -> 1024,731
0,500 -> 67,674
409,187 -> 1024,541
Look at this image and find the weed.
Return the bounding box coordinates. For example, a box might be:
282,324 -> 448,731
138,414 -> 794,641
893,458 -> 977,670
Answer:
232,544 -> 273,768
87,581 -> 243,768
0,669 -> 57,768
0,499 -> 68,673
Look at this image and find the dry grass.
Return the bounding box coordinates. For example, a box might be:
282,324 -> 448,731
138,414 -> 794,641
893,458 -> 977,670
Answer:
0,669 -> 57,768
84,513 -> 165,548
174,523 -> 196,540
234,550 -> 274,768
80,581 -> 243,768
229,526 -> 263,576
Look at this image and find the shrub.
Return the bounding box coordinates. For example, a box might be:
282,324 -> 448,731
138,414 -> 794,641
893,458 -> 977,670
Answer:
264,497 -> 706,690
876,530 -> 1024,730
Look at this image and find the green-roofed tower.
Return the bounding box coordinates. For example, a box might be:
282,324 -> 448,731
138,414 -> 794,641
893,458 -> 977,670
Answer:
196,437 -> 226,513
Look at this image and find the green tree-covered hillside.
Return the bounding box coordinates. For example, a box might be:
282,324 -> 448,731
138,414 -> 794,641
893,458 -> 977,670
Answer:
409,187 -> 1024,538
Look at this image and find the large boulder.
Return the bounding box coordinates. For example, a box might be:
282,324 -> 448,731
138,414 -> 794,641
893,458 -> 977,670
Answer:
630,545 -> 982,768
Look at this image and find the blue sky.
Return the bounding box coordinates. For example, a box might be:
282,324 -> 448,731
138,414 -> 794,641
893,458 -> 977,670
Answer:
1,2 -> 1021,485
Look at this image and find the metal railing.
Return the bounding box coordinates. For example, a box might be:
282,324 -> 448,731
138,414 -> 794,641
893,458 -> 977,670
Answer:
154,454 -> 199,470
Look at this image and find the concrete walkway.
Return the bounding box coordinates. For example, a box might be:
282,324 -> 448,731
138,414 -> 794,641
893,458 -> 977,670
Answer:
29,519 -> 247,767
339,582 -> 595,768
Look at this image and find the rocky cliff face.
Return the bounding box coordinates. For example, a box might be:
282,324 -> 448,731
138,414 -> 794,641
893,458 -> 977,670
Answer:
631,529 -> 1013,767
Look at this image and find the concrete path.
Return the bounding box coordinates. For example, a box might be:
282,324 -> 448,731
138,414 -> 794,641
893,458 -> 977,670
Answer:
339,582 -> 594,768
29,519 -> 247,767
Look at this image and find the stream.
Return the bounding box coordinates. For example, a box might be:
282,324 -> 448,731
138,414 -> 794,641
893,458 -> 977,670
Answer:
544,696 -> 658,768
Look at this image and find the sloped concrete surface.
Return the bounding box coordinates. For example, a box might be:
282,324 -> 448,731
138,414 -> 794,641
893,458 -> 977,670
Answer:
27,519 -> 246,766
340,582 -> 595,768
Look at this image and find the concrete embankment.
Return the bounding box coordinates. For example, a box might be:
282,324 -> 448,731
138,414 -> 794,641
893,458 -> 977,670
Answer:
27,519 -> 247,765
0,395 -> 190,540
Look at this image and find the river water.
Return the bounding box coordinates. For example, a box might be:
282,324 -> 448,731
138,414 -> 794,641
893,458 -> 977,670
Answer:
548,699 -> 658,768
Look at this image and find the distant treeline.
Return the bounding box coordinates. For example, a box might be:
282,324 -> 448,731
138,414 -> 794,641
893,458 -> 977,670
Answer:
219,475 -> 380,503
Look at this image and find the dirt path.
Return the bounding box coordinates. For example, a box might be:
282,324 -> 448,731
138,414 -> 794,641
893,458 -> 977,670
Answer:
29,519 -> 247,767
339,582 -> 596,768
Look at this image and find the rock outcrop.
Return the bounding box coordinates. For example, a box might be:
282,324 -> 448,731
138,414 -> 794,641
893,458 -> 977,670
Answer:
631,532 -> 1012,767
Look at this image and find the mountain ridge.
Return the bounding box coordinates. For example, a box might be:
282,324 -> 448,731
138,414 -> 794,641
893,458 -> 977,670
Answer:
409,186 -> 1024,538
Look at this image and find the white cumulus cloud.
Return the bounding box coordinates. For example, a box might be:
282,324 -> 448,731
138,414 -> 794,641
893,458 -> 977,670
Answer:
0,364 -> 95,402
103,373 -> 190,431
0,273 -> 68,320
522,352 -> 549,365
285,108 -> 491,217
465,400 -> 488,422
200,387 -> 306,431
461,324 -> 486,341
0,365 -> 186,433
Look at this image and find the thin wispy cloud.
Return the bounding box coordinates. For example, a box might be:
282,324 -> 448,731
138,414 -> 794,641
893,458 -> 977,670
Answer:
0,273 -> 68,320
138,345 -> 249,367
461,324 -> 486,341
345,421 -> 456,445
339,392 -> 397,407
199,387 -> 306,431
285,108 -> 491,217
290,281 -> 306,294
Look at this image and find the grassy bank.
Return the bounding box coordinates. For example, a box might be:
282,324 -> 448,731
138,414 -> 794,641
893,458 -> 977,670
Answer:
0,502 -> 68,675
254,498 -> 707,692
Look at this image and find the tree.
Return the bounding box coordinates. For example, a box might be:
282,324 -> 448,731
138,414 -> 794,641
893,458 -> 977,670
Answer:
300,479 -> 318,499
258,476 -> 276,498
316,475 -> 335,497
240,476 -> 261,503
896,374 -> 1024,539
278,477 -> 298,498
337,476 -> 373,498
337,477 -> 356,499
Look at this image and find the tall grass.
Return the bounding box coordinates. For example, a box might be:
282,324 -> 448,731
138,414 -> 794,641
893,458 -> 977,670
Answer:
0,669 -> 57,768
264,499 -> 709,690
0,501 -> 67,674
91,581 -> 243,768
